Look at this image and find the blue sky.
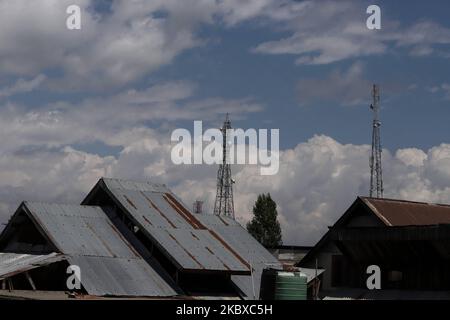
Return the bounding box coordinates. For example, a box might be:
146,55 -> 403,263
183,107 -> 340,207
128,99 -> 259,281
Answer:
9,0 -> 450,154
7,0 -> 450,152
152,0 -> 450,151
1,0 -> 450,244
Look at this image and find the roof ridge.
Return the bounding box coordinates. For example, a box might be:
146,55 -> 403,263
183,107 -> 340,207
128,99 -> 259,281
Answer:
359,196 -> 450,208
101,177 -> 167,186
25,201 -> 99,207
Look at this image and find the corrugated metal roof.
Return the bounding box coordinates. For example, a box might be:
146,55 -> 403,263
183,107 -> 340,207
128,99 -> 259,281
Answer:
300,196 -> 450,266
24,202 -> 140,258
67,255 -> 175,297
361,197 -> 450,226
0,252 -> 65,280
196,214 -> 282,299
96,178 -> 251,274
101,178 -> 170,193
18,202 -> 176,297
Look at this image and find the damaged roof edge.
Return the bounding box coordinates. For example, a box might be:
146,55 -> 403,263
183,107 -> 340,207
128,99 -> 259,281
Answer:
0,252 -> 66,280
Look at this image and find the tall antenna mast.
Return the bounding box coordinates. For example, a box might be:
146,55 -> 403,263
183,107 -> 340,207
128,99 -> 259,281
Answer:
369,84 -> 383,198
214,113 -> 235,219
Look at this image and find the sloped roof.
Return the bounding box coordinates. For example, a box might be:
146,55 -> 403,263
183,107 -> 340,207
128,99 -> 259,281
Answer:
196,214 -> 282,299
83,178 -> 251,274
299,196 -> 450,265
2,202 -> 176,297
361,197 -> 450,226
0,252 -> 65,280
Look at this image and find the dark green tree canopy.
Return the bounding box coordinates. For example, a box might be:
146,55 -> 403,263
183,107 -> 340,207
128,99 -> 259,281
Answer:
246,193 -> 282,248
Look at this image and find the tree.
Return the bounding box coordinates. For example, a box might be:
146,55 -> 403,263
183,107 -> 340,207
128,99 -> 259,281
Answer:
246,193 -> 282,247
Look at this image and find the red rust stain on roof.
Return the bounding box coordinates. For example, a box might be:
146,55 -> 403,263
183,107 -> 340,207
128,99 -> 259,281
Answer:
123,195 -> 138,210
163,193 -> 205,229
166,231 -> 204,269
163,192 -> 250,271
141,192 -> 177,228
141,215 -> 153,226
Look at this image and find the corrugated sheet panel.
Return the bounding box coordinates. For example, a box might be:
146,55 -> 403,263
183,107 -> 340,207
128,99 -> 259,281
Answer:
68,256 -> 175,297
0,252 -> 65,280
101,179 -> 250,274
362,197 -> 450,226
25,202 -> 140,259
21,202 -> 177,297
196,214 -> 282,299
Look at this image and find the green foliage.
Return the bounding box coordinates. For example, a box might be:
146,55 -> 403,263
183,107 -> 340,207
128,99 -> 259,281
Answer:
246,193 -> 282,247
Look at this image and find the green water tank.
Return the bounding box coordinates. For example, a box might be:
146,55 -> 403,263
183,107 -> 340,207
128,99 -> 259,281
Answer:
274,271 -> 307,300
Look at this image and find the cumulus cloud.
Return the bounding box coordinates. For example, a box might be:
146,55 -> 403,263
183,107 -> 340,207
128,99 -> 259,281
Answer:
175,135 -> 450,245
2,126 -> 450,247
0,78 -> 262,223
396,148 -> 427,167
0,0 -> 449,247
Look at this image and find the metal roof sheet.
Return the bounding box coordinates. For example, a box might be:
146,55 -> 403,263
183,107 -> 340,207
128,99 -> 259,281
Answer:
196,214 -> 282,299
361,197 -> 450,226
18,202 -> 177,297
67,255 -> 175,297
0,252 -> 65,280
96,178 -> 250,274
24,202 -> 140,258
300,196 -> 450,267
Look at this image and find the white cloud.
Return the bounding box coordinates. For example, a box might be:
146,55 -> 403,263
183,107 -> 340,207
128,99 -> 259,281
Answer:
175,136 -> 450,245
0,75 -> 47,99
396,148 -> 427,167
251,1 -> 387,64
0,78 -> 263,223
0,0 -> 449,248
0,0 -> 449,91
0,80 -> 262,155
1,124 -> 450,246
428,83 -> 450,100
0,0 -> 216,89
251,1 -> 450,65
